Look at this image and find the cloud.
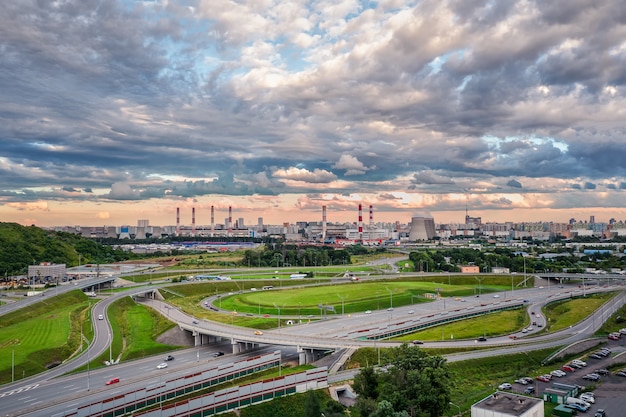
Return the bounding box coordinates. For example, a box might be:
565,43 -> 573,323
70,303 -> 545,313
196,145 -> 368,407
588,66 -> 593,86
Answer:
333,155 -> 370,176
272,167 -> 337,183
507,179 -> 522,189
1,0 -> 626,225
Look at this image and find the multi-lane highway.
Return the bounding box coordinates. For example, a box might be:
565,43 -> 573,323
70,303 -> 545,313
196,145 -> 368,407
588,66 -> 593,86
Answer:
1,273 -> 624,416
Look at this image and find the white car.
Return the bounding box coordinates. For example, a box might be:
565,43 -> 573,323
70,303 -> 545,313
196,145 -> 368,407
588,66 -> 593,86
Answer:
498,383 -> 512,390
157,363 -> 168,369
550,370 -> 566,377
579,393 -> 595,403
572,359 -> 587,367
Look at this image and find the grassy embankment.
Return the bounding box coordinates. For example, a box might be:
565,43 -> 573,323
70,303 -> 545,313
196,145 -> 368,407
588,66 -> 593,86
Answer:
73,295 -> 181,373
0,290 -> 92,384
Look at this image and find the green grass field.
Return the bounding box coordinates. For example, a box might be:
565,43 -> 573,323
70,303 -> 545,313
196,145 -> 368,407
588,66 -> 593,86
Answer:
543,292 -> 614,332
0,290 -> 92,384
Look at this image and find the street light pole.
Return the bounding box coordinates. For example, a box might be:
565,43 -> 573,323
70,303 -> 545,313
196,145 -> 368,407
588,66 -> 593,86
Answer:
337,294 -> 346,315
386,287 -> 394,309
449,401 -> 461,416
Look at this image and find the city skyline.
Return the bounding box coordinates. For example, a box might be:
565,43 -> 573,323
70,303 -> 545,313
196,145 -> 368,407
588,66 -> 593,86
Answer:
2,1 -> 626,228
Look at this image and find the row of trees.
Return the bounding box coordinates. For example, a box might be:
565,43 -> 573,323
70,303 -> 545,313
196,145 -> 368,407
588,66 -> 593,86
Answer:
409,247 -> 626,274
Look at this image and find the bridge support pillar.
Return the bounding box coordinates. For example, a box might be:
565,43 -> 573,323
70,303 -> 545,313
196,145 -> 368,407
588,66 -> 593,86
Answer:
298,346 -> 306,365
231,338 -> 242,354
194,332 -> 202,346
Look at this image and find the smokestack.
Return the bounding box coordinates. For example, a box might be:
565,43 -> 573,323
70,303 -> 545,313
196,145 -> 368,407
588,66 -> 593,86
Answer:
358,204 -> 363,241
322,205 -> 327,241
192,207 -> 196,237
176,207 -> 180,236
228,206 -> 233,236
369,204 -> 374,241
210,205 -> 215,237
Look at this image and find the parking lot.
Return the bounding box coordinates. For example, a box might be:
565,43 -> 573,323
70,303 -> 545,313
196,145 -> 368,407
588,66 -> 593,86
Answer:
506,340 -> 626,416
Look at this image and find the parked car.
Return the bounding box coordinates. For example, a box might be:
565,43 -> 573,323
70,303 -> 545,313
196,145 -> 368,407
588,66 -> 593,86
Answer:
105,377 -> 120,385
498,383 -> 512,390
595,369 -> 610,375
522,377 -> 534,384
583,374 -> 600,381
580,393 -> 595,403
608,333 -> 619,340
562,365 -> 576,372
157,363 -> 168,369
589,354 -> 603,359
594,408 -> 606,417
524,386 -> 535,394
514,378 -> 529,385
566,403 -> 589,413
615,371 -> 626,377
536,375 -> 550,382
572,359 -> 587,366
551,370 -> 566,377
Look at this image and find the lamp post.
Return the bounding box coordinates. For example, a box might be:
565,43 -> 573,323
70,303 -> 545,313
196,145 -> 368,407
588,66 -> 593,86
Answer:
449,401 -> 461,416
386,287 -> 395,309
337,294 -> 346,315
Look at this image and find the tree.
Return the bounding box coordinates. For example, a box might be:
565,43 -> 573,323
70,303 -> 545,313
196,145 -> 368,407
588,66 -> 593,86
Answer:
353,366 -> 378,399
305,390 -> 322,417
353,344 -> 451,417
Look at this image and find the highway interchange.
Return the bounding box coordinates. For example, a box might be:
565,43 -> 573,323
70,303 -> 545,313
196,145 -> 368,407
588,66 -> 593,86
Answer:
1,271 -> 625,416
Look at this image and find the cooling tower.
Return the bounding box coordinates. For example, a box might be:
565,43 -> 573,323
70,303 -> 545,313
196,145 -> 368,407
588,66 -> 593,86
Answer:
408,216 -> 436,241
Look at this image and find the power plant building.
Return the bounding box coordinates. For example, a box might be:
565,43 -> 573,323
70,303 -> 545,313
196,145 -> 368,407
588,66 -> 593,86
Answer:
408,216 -> 436,241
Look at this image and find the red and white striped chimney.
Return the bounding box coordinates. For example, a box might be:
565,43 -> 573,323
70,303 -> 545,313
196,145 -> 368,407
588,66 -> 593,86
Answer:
322,205 -> 327,241
358,203 -> 363,241
176,207 -> 180,236
210,205 -> 215,237
228,206 -> 233,236
192,207 -> 196,237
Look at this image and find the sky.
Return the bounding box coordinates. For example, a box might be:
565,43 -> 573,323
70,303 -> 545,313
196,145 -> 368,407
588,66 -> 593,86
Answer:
2,0 -> 626,228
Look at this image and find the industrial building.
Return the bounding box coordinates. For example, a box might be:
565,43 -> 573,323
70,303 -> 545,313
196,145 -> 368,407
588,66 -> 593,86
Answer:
471,391 -> 543,417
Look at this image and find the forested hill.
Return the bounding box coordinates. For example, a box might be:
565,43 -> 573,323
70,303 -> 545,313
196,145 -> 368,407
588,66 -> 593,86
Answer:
0,222 -> 132,277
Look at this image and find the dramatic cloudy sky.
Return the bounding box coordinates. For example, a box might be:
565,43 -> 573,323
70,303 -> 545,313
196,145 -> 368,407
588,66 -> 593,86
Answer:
2,0 -> 626,227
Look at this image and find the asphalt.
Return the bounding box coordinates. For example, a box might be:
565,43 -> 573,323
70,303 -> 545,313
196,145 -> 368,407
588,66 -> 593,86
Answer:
505,338 -> 626,417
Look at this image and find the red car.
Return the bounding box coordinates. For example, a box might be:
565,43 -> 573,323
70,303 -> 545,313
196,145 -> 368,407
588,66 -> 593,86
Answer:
536,375 -> 550,382
105,377 -> 120,385
562,365 -> 576,372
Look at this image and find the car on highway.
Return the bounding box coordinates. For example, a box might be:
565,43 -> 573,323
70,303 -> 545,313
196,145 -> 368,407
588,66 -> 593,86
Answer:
157,363 -> 168,369
213,351 -> 224,357
98,314 -> 104,320
364,310 -> 372,314
411,340 -> 423,345
254,330 -> 263,335
408,310 -> 414,314
164,355 -> 174,361
105,377 -> 120,385
498,383 -> 512,390
477,337 -> 487,342
192,319 -> 199,324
